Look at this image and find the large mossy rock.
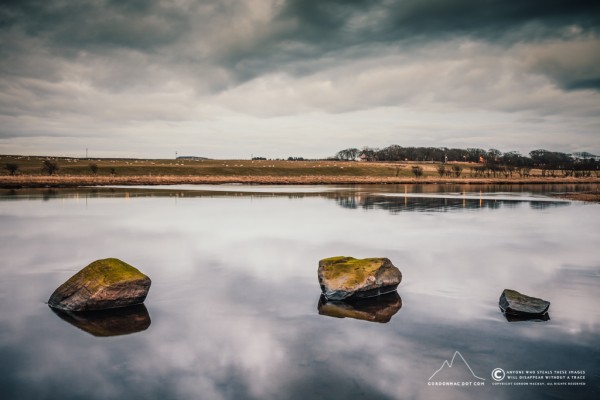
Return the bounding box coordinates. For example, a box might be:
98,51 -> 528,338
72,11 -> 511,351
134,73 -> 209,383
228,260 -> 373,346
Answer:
499,289 -> 550,316
48,258 -> 151,311
318,256 -> 402,300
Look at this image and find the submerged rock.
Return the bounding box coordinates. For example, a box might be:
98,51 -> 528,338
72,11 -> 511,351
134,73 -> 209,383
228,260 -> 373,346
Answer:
318,291 -> 402,323
48,258 -> 151,311
318,256 -> 401,300
499,289 -> 550,317
51,304 -> 151,336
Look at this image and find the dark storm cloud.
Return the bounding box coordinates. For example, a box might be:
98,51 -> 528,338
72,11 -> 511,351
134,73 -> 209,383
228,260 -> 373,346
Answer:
0,0 -> 190,52
299,0 -> 598,38
385,0 -> 599,39
229,0 -> 600,90
1,0 -> 599,90
4,0 -> 599,47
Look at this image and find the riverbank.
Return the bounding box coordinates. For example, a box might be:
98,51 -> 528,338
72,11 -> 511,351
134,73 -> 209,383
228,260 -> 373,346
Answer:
2,174 -> 600,189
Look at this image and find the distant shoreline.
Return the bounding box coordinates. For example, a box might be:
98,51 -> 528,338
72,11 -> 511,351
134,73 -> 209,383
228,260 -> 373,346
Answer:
2,174 -> 600,189
2,156 -> 600,193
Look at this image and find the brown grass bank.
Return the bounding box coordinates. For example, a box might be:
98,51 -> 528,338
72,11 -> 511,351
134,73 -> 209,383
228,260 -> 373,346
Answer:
1,155 -> 599,188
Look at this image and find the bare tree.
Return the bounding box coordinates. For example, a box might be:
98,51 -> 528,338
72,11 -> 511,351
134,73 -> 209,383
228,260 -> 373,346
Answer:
42,160 -> 59,175
452,165 -> 463,177
89,163 -> 99,174
5,163 -> 19,175
436,164 -> 446,177
411,166 -> 423,178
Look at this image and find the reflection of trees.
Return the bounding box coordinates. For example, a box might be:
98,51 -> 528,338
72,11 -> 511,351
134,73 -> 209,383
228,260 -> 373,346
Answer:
332,194 -> 569,213
336,195 -> 359,209
529,201 -> 568,210
0,188 -> 324,201
0,184 -> 594,210
43,189 -> 58,201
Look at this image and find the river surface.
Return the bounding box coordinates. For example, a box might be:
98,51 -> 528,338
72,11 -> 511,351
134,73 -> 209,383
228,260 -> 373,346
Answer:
0,184 -> 598,400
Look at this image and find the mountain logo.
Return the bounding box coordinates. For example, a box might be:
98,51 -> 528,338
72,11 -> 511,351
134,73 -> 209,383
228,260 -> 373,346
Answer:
428,351 -> 486,381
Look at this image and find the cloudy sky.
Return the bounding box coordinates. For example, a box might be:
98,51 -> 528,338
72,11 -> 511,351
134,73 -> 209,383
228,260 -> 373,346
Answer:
1,0 -> 599,159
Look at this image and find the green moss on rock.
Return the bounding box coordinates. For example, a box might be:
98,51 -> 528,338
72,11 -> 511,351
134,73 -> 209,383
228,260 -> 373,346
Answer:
319,257 -> 382,284
318,256 -> 401,300
62,258 -> 146,289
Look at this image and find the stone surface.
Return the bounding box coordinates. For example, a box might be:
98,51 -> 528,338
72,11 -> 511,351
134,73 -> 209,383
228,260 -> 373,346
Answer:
499,289 -> 550,316
318,291 -> 402,323
318,256 -> 402,300
51,304 -> 151,336
48,258 -> 151,311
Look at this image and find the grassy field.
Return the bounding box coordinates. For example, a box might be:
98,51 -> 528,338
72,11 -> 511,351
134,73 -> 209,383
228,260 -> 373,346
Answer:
1,154 -> 600,188
0,154 -> 549,177
0,155 -> 468,178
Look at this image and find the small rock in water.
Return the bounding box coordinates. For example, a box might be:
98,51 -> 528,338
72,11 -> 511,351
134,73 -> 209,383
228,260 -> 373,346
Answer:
499,289 -> 550,316
48,258 -> 151,311
318,256 -> 402,300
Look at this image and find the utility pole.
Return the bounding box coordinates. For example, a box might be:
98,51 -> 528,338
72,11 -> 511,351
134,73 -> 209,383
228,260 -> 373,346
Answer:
86,148 -> 88,159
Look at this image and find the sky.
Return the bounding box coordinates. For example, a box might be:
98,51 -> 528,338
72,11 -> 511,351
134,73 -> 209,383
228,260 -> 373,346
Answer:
0,0 -> 599,159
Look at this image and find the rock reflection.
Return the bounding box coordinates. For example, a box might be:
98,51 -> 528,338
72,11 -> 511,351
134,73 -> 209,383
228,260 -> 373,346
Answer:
50,304 -> 151,337
318,292 -> 402,323
502,311 -> 551,322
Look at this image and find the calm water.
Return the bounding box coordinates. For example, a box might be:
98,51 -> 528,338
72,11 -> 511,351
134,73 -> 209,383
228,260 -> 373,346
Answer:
0,184 -> 599,400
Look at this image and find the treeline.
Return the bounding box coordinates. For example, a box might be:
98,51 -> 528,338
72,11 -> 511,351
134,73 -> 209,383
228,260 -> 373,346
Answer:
335,146 -> 599,177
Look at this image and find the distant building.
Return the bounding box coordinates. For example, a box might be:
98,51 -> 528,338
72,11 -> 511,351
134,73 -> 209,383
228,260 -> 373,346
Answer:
358,153 -> 368,162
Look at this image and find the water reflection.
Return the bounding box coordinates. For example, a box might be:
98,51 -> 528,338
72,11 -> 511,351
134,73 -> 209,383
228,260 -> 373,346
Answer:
502,311 -> 551,323
50,304 -> 151,337
333,193 -> 570,213
0,185 -> 599,399
3,182 -> 600,206
318,292 -> 402,323
1,186 -> 576,213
